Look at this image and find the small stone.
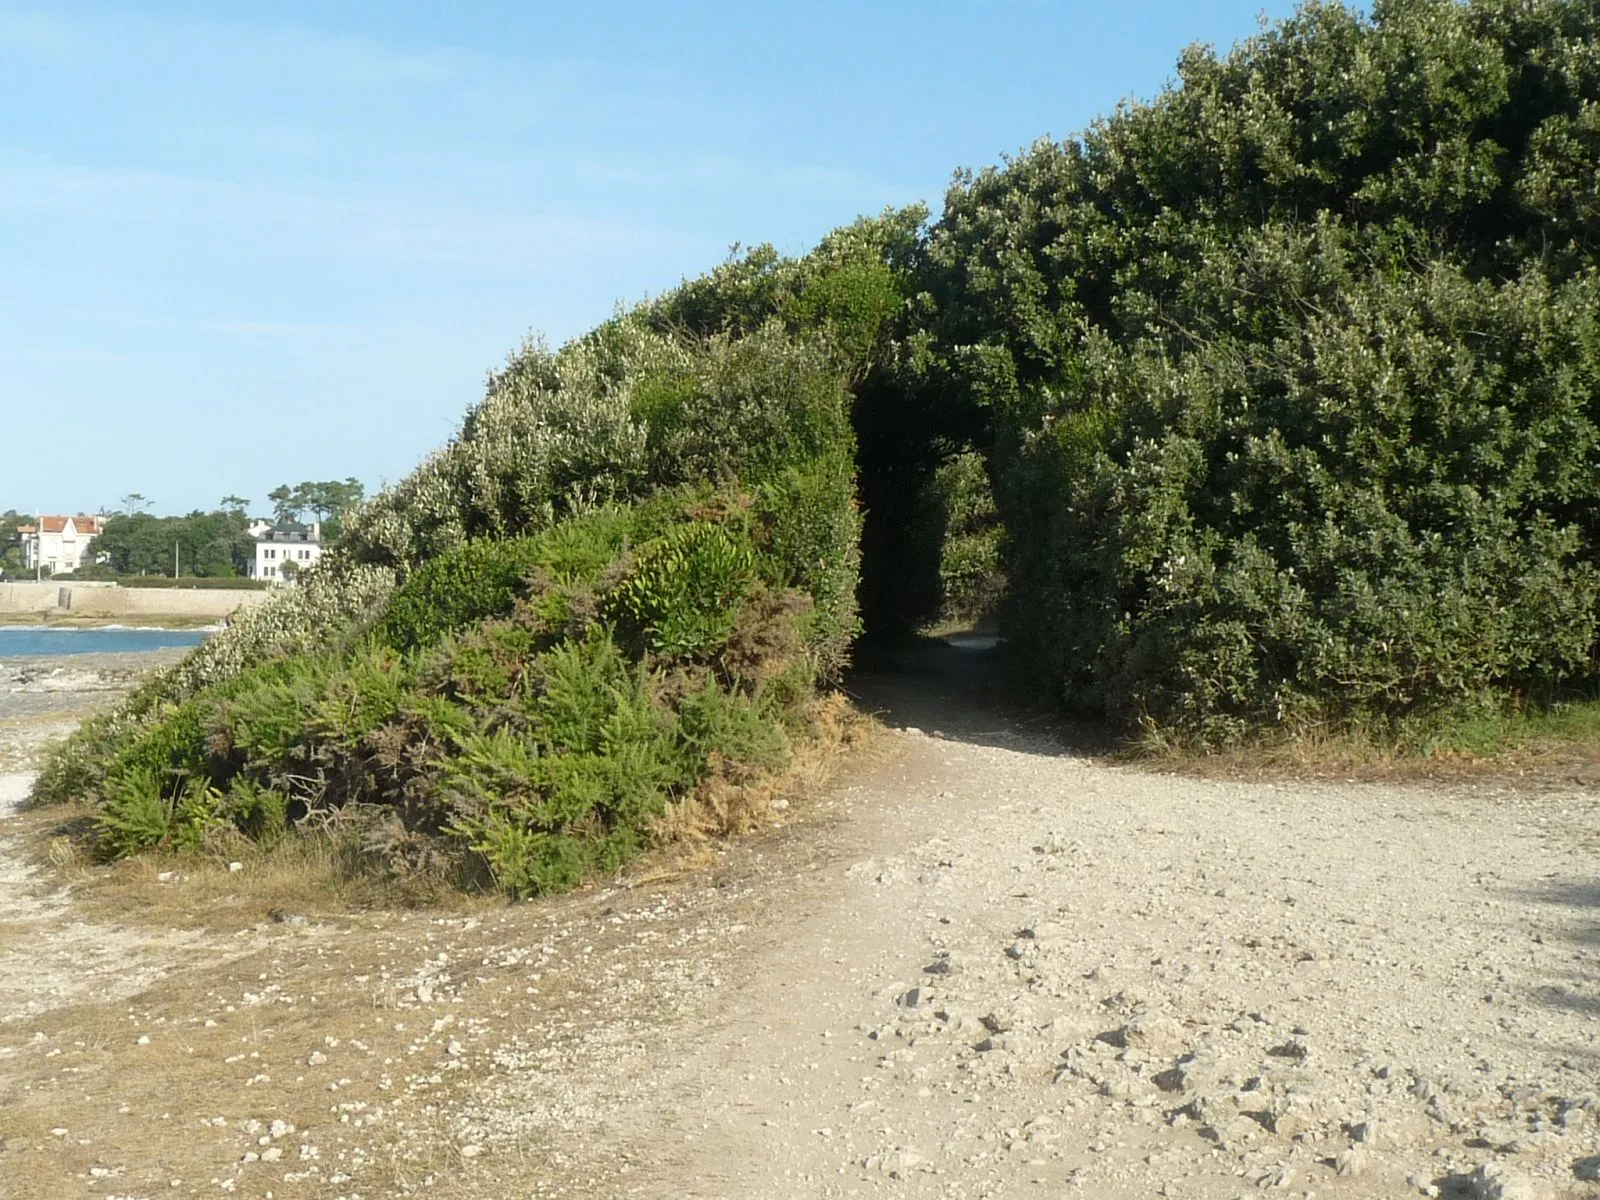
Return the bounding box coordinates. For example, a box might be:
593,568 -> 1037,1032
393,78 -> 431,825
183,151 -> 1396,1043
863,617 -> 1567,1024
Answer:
459,1144 -> 483,1159
446,1039 -> 464,1056
1124,1016 -> 1185,1053
307,1050 -> 327,1066
896,987 -> 927,1010
136,1034 -> 150,1046
227,862 -> 243,873
1335,1147 -> 1368,1177
259,1147 -> 282,1163
1257,1163 -> 1295,1189
268,1120 -> 294,1139
880,1149 -> 922,1174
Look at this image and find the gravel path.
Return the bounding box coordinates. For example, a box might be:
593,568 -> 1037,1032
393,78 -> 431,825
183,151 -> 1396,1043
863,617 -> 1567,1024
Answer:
0,651 -> 253,1030
444,643 -> 1600,1200
0,641 -> 1595,1199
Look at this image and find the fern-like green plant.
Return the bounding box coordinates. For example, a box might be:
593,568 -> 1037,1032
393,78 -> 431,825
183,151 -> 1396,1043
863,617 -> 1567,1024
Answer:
94,767 -> 172,860
609,521 -> 756,659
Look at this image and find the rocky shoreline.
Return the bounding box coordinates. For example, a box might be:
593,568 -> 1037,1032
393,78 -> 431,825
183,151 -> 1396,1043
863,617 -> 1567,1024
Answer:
0,648 -> 188,773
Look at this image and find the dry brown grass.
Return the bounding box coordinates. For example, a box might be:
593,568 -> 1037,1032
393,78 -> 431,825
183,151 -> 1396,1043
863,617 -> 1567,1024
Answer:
654,692 -> 871,839
12,800 -> 480,938
1126,713 -> 1600,792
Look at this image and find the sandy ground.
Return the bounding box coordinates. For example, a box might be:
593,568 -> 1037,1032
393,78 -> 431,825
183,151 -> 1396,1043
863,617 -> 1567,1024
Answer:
0,649 -> 264,1052
0,642 -> 1596,1199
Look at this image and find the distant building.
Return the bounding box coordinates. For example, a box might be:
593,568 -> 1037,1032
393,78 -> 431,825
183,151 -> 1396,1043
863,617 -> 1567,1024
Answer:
250,522 -> 323,584
19,515 -> 104,575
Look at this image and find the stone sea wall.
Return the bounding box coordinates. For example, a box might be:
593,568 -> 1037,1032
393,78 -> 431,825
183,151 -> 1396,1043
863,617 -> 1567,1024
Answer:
0,582 -> 270,619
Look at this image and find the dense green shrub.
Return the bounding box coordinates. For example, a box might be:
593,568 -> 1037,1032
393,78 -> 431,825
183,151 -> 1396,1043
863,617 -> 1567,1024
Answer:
915,0 -> 1600,737
93,767 -> 174,859
609,522 -> 757,658
929,452 -> 1007,627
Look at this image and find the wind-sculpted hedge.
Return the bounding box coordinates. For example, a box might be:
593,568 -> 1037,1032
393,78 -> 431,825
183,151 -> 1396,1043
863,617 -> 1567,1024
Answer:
37,0 -> 1600,882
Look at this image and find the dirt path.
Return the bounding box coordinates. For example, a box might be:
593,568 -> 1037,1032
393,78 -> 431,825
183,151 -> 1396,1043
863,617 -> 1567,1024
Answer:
1,772 -> 264,1028
1,642 -> 1597,1199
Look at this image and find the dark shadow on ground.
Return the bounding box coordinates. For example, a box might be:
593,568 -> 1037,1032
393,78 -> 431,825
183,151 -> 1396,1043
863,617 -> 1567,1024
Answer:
1510,879 -> 1600,1021
842,633 -> 1111,758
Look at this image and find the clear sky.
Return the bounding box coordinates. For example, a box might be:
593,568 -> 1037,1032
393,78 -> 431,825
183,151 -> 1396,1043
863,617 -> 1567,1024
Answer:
1,0 -> 1304,517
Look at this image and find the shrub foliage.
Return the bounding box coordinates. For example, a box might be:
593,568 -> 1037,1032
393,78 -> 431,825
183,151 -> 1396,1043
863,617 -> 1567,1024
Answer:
38,317 -> 859,895
916,0 -> 1600,738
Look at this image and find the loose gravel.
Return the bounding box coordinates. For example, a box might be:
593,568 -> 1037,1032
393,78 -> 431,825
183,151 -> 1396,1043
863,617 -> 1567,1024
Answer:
0,642 -> 1595,1199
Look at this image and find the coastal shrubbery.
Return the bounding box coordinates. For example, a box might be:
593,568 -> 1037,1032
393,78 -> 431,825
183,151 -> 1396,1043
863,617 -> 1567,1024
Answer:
35,0 -> 1600,885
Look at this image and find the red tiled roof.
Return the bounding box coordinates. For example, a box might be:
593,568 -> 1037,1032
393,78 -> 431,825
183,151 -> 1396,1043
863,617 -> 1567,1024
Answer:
32,515 -> 102,535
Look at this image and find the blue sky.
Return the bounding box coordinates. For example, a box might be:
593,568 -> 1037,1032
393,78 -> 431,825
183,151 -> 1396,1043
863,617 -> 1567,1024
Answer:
1,0 -> 1303,517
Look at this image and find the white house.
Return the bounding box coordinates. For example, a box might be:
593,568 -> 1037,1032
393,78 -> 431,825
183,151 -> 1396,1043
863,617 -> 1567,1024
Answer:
19,515 -> 103,575
251,522 -> 323,584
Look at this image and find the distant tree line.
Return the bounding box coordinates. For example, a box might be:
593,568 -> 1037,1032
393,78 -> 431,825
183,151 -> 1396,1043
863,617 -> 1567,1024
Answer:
0,511 -> 28,574
267,479 -> 365,540
89,507 -> 257,578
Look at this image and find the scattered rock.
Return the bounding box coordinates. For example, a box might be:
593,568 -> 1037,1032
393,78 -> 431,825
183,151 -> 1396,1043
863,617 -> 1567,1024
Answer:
1469,1162 -> 1548,1200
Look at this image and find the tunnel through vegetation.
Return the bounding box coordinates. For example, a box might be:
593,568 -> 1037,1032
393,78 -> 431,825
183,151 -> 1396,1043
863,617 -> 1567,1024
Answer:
36,0 -> 1600,893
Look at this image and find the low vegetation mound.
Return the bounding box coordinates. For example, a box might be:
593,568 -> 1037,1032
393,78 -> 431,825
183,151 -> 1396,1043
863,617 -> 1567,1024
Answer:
34,0 -> 1600,886
35,326 -> 860,893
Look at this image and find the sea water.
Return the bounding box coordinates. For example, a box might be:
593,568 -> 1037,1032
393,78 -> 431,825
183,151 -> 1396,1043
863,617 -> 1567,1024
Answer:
0,627 -> 210,658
